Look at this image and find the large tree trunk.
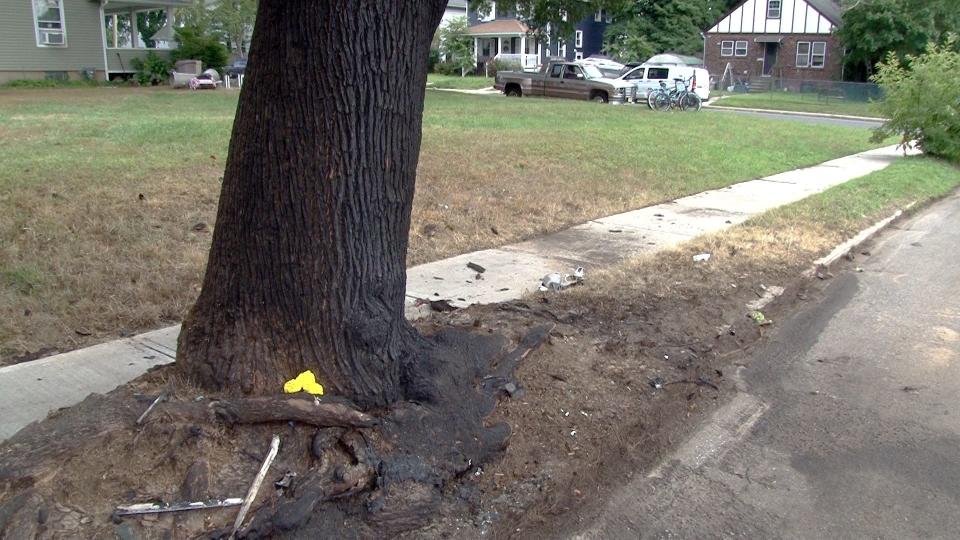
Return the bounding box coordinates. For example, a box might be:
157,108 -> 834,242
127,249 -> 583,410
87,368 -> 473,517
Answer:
177,0 -> 447,409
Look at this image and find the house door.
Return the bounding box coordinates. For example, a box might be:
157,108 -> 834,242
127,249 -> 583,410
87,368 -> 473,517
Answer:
762,43 -> 779,76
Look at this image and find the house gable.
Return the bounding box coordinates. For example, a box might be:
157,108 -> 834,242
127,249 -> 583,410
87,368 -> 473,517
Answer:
707,0 -> 839,35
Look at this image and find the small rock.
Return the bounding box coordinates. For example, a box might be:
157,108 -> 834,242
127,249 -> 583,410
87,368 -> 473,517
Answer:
181,460 -> 210,500
191,222 -> 208,232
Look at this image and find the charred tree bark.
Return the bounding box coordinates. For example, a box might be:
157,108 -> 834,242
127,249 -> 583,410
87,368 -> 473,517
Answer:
177,1 -> 448,408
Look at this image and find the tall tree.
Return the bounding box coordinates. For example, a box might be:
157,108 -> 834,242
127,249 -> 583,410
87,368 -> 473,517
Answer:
604,0 -> 730,62
211,0 -> 258,56
838,0 -> 960,80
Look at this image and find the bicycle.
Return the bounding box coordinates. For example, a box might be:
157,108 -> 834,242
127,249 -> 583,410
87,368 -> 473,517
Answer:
650,77 -> 702,112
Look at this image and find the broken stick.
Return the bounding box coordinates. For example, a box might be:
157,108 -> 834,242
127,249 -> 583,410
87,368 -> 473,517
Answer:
136,392 -> 165,426
230,434 -> 280,539
114,498 -> 243,518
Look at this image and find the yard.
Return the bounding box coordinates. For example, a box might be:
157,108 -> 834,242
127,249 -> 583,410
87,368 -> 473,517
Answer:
712,90 -> 884,118
426,74 -> 495,89
0,87 -> 887,362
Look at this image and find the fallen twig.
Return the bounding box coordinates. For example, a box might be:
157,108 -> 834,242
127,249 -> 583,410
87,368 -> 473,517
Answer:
230,435 -> 280,539
114,497 -> 242,518
136,393 -> 166,426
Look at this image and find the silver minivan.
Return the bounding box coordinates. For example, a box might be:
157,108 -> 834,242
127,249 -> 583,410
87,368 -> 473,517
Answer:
619,64 -> 711,103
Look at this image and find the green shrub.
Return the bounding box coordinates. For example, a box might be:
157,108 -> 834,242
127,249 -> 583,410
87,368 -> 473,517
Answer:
434,61 -> 466,76
1,79 -> 118,89
487,58 -> 521,78
872,36 -> 960,161
172,26 -> 229,73
428,48 -> 441,73
438,16 -> 475,75
131,51 -> 172,86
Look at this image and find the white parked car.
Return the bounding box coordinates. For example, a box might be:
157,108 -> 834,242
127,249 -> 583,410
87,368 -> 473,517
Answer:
618,64 -> 710,102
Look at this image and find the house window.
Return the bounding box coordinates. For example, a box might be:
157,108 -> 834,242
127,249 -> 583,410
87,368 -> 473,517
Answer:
735,40 -> 748,57
595,10 -> 602,22
480,1 -> 495,22
575,51 -> 584,61
767,0 -> 782,18
811,41 -> 826,68
605,12 -> 612,23
575,30 -> 583,48
796,41 -> 810,67
720,41 -> 734,57
33,0 -> 66,47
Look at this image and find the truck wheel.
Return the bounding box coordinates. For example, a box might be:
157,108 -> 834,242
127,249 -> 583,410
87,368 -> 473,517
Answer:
591,92 -> 609,104
505,86 -> 522,97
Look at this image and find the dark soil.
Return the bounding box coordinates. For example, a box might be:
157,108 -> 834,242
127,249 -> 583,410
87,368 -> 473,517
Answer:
0,251 -> 830,539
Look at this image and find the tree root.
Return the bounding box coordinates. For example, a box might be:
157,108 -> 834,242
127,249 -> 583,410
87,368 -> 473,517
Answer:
158,396 -> 376,429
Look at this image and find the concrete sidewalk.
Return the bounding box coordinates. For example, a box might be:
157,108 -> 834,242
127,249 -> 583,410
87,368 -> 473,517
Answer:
0,144 -> 913,441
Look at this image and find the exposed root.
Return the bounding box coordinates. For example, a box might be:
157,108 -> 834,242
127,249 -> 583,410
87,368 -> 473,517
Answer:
158,396 -> 376,429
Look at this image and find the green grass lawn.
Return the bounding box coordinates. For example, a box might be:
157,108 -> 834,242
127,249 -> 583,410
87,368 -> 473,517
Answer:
712,91 -> 884,118
426,74 -> 494,90
0,87 -> 889,362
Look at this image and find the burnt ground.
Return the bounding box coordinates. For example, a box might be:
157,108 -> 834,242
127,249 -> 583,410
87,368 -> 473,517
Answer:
0,234 -> 851,539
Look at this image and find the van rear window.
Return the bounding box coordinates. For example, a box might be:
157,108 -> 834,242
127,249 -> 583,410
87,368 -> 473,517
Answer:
647,68 -> 669,79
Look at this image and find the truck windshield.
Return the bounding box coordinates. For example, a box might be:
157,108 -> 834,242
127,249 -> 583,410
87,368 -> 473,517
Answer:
582,65 -> 604,79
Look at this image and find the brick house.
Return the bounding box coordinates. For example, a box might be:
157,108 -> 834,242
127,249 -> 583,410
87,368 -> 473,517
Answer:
704,0 -> 843,86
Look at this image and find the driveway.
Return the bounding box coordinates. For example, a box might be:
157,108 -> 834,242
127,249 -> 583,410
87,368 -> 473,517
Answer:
573,191 -> 960,538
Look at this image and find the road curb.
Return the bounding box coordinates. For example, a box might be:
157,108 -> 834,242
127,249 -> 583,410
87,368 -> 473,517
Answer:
704,104 -> 886,122
804,202 -> 915,277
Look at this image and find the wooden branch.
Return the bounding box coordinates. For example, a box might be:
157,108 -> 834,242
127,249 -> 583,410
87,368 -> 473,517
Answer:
230,435 -> 280,540
213,397 -> 376,428
159,396 -> 376,429
491,323 -> 555,380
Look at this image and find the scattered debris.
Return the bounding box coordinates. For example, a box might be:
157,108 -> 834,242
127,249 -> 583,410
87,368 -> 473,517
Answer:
74,328 -> 92,336
748,311 -> 772,326
490,226 -> 499,235
540,267 -> 585,292
282,370 -> 324,396
855,267 -> 864,272
113,498 -> 243,519
648,376 -> 665,390
429,299 -> 458,312
191,222 -> 209,232
692,253 -> 711,263
745,284 -> 785,311
230,435 -> 281,539
814,264 -> 833,280
608,229 -> 623,233
432,276 -> 444,280
136,393 -> 166,426
467,262 -> 486,274
901,385 -> 925,393
274,471 -> 297,491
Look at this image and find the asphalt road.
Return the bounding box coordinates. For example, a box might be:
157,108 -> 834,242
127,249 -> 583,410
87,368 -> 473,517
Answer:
705,106 -> 885,129
574,191 -> 960,538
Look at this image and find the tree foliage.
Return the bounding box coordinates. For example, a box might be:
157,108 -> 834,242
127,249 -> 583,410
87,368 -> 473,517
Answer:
136,10 -> 167,48
872,36 -> 960,161
438,16 -> 475,74
172,26 -> 230,72
603,0 -> 736,62
839,0 -> 960,80
174,0 -> 258,56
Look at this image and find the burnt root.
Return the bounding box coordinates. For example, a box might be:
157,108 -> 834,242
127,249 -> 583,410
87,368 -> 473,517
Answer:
237,324 -> 554,537
157,396 -> 376,429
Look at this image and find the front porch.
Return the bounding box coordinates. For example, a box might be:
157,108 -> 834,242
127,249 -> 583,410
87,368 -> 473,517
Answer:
101,1 -> 190,76
468,20 -> 541,74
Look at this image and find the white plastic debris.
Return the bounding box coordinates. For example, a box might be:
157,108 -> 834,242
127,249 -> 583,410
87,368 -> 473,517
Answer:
539,267 -> 585,292
693,253 -> 711,262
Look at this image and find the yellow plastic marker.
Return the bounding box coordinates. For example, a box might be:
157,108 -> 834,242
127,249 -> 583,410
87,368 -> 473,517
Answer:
283,370 -> 325,395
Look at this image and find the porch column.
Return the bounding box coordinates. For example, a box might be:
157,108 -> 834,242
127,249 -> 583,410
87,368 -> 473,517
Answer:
473,36 -> 478,66
112,14 -> 118,48
520,35 -> 526,67
497,37 -> 502,56
130,10 -> 138,48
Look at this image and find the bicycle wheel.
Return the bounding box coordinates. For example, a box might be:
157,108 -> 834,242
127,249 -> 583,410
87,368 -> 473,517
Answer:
682,92 -> 702,112
653,92 -> 672,112
646,90 -> 661,110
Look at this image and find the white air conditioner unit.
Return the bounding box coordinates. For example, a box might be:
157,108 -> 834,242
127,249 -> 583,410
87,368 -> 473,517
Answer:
41,31 -> 64,45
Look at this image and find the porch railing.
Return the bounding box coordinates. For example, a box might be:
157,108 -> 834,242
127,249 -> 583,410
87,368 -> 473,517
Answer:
493,53 -> 540,71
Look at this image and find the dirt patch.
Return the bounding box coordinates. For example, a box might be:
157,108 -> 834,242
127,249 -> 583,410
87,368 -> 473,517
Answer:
0,215 -> 849,539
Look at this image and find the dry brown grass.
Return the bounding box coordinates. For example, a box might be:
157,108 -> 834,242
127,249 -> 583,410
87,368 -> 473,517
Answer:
0,88 -> 886,363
